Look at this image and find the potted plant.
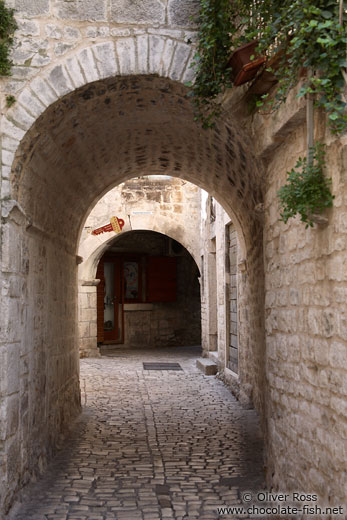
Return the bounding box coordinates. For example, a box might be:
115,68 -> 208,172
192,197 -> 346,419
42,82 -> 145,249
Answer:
228,40 -> 266,86
188,0 -> 346,134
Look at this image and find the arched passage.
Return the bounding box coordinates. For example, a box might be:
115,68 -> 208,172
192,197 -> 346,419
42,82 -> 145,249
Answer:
1,74 -> 265,512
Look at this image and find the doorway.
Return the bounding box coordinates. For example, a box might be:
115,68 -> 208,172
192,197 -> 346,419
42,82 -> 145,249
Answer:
94,231 -> 201,349
96,256 -> 124,344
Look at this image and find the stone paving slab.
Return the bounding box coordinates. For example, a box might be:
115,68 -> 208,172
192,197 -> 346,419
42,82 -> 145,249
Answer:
8,347 -> 265,520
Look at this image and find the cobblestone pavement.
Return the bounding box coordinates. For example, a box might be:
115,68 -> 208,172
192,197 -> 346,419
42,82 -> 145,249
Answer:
9,347 -> 265,520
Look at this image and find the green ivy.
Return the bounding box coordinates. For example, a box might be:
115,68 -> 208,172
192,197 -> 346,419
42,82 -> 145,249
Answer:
0,0 -> 17,76
249,0 -> 347,135
277,143 -> 335,228
189,0 -> 347,133
186,0 -> 240,127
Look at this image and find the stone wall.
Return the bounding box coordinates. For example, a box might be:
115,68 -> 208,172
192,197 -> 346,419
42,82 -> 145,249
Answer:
0,64 -> 265,515
200,195 -> 254,408
0,203 -> 81,514
262,123 -> 347,504
2,0 -> 199,103
224,84 -> 347,504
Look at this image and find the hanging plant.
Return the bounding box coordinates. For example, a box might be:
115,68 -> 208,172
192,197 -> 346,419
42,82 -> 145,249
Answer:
0,0 -> 17,76
252,0 -> 347,135
277,143 -> 334,228
186,0 -> 242,128
189,0 -> 347,133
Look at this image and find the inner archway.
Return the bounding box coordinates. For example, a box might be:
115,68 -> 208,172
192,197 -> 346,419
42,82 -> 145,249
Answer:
94,230 -> 201,351
3,74 -> 265,511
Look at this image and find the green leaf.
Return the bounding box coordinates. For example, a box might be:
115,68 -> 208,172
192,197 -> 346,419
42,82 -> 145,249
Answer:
321,10 -> 333,19
329,112 -> 339,120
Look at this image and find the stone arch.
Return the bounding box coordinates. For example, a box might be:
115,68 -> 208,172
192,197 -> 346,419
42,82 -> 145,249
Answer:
8,76 -> 263,243
6,71 -> 265,398
2,36 -> 194,167
79,229 -> 202,355
78,176 -> 203,281
80,226 -> 201,283
1,71 -> 265,512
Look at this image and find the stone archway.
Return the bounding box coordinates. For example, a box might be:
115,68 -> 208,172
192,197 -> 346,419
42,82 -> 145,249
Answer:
1,71 -> 265,513
88,229 -> 201,353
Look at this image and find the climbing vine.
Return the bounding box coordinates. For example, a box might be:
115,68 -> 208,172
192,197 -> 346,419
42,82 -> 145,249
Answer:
189,0 -> 346,225
189,0 -> 347,133
0,0 -> 17,76
187,0 -> 239,128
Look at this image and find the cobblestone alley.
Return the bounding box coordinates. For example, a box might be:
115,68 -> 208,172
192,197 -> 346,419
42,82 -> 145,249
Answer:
9,347 -> 264,520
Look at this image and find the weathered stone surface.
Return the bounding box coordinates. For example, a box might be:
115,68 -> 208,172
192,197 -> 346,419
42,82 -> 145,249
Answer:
45,24 -> 63,39
11,38 -> 49,66
55,0 -> 107,21
15,0 -> 49,17
54,41 -> 76,56
136,34 -> 149,73
93,42 -> 118,78
48,64 -> 74,96
169,41 -> 191,80
115,37 -> 136,74
196,358 -> 218,375
16,20 -> 40,36
149,35 -> 165,73
110,0 -> 165,24
168,0 -> 200,26
17,88 -> 46,118
0,0 -> 345,516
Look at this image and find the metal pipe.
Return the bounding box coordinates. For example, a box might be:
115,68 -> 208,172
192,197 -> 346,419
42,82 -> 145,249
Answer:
306,69 -> 314,165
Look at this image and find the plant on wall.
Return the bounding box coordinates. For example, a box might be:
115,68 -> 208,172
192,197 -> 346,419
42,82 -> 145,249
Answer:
0,0 -> 17,76
250,0 -> 347,135
189,0 -> 346,132
186,0 -> 239,128
189,0 -> 346,224
277,143 -> 334,228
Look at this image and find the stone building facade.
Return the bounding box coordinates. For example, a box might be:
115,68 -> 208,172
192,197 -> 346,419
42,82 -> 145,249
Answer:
0,0 -> 346,516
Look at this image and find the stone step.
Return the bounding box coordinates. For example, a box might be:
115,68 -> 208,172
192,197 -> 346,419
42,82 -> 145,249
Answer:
196,358 -> 218,376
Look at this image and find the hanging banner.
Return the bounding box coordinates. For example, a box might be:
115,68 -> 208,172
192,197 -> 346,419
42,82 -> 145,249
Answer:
91,216 -> 125,235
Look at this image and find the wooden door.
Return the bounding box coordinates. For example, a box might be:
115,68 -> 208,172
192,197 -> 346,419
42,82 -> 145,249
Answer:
96,257 -> 124,344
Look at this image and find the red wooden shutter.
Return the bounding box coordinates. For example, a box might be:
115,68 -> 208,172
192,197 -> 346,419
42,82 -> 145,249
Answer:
146,257 -> 177,302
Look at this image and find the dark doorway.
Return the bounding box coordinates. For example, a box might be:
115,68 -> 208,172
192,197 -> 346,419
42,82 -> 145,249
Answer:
96,231 -> 201,349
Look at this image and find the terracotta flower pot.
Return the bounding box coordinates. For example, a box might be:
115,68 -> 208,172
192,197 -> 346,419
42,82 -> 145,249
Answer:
228,41 -> 266,86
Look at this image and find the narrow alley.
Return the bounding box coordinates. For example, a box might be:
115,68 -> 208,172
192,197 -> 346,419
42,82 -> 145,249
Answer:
9,347 -> 264,520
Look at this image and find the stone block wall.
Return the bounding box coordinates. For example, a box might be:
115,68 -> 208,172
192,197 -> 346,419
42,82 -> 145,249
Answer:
200,195 -> 260,409
262,122 -> 347,504
78,282 -> 99,358
227,224 -> 238,373
0,203 -> 81,514
1,0 -> 263,515
2,0 -> 199,104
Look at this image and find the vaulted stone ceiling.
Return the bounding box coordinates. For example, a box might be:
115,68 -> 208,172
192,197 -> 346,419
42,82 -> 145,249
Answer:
12,75 -> 263,250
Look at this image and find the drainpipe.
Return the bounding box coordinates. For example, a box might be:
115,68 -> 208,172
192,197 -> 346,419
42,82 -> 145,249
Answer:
306,68 -> 314,165
340,0 -> 347,85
